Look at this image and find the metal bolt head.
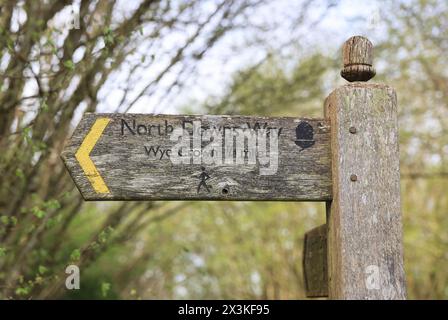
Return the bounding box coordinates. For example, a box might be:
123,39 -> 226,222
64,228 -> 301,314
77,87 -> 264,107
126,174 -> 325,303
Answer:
350,174 -> 358,182
349,126 -> 357,134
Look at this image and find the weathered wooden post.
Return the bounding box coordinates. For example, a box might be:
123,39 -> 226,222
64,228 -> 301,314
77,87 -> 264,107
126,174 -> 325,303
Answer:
324,36 -> 406,299
61,35 -> 406,300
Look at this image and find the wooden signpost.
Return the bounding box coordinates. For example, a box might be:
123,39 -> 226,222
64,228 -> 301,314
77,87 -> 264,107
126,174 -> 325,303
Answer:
62,36 -> 407,299
62,115 -> 331,201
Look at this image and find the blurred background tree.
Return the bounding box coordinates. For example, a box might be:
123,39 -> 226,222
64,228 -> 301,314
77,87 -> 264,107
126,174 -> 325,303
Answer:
0,0 -> 447,299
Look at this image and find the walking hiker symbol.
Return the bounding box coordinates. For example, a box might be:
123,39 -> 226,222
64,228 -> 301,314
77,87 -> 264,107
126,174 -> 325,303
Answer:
197,166 -> 211,193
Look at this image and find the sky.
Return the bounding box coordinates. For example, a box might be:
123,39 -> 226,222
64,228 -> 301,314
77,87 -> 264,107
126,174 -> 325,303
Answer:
94,0 -> 383,115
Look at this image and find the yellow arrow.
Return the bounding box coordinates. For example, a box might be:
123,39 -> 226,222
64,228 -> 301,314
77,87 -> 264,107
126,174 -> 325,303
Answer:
75,118 -> 111,194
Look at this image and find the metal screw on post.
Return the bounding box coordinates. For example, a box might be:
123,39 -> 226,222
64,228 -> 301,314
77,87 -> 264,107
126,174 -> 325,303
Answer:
341,36 -> 376,82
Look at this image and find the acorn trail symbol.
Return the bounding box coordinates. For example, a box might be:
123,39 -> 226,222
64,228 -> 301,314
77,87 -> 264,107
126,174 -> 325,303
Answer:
294,121 -> 315,151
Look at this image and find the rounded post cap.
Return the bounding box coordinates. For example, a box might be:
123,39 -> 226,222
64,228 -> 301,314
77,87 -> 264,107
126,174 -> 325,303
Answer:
341,36 -> 376,82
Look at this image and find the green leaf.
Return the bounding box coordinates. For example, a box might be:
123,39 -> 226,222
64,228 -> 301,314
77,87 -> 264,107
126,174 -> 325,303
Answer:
45,38 -> 57,55
103,27 -> 115,46
15,168 -> 25,181
7,38 -> 14,52
31,206 -> 46,219
46,218 -> 56,228
98,226 -> 114,244
0,247 -> 6,257
101,282 -> 111,297
0,216 -> 8,225
70,249 -> 81,261
38,265 -> 48,275
63,191 -> 71,198
44,199 -> 61,210
63,60 -> 75,70
22,127 -> 31,143
40,99 -> 49,112
15,287 -> 30,296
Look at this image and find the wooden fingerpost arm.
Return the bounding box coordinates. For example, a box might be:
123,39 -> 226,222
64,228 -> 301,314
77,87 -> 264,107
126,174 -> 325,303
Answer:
324,36 -> 407,299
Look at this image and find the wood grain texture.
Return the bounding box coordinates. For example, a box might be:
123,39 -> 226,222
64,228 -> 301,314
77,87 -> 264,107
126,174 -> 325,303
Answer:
324,83 -> 406,299
341,36 -> 376,82
61,113 -> 332,201
303,224 -> 328,298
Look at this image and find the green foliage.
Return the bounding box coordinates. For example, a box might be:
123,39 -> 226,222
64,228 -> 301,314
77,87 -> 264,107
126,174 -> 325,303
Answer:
38,265 -> 48,275
0,216 -> 8,225
98,226 -> 114,244
43,199 -> 61,210
15,287 -> 31,296
205,54 -> 332,117
40,99 -> 49,113
0,0 -> 447,300
103,28 -> 115,47
15,168 -> 25,181
101,282 -> 111,297
63,60 -> 75,71
31,206 -> 46,219
70,249 -> 81,262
